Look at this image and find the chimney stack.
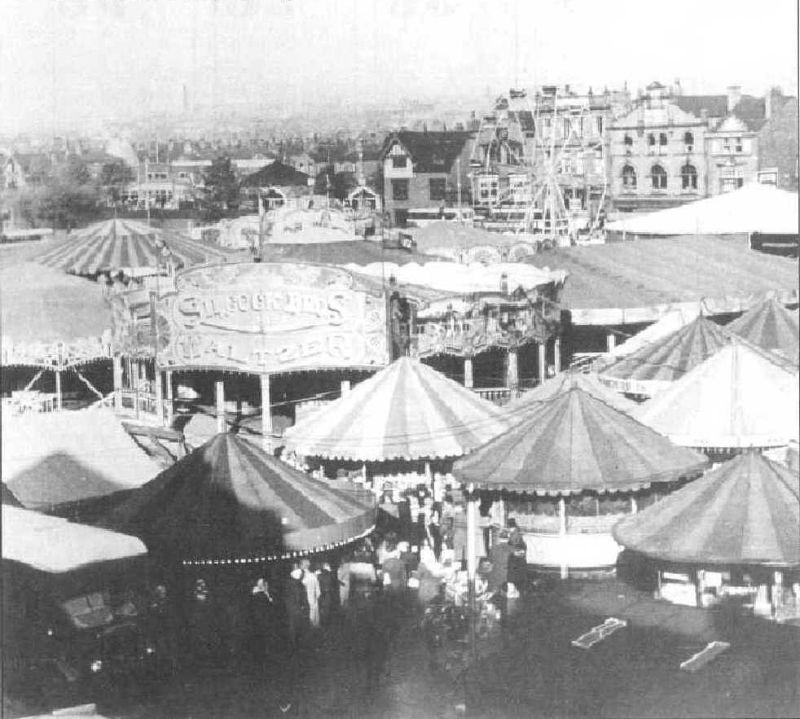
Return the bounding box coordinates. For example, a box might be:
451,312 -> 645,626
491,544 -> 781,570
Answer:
727,85 -> 742,113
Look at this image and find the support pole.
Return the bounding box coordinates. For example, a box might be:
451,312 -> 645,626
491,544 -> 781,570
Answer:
554,337 -> 562,374
538,341 -> 546,386
772,570 -> 783,619
606,331 -> 616,353
340,379 -> 351,396
165,370 -> 174,427
630,496 -> 638,514
154,370 -> 164,426
112,355 -> 123,411
464,356 -> 474,389
260,373 -> 272,453
466,483 -> 478,581
133,360 -> 140,419
506,348 -> 519,395
55,369 -> 62,411
558,496 -> 568,579
215,380 -> 226,434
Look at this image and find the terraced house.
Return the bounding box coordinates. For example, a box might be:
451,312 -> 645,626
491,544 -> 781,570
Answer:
379,131 -> 474,227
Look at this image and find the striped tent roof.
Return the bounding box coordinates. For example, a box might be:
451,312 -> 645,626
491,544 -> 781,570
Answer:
613,452 -> 800,567
99,433 -> 375,562
283,357 -> 509,461
33,219 -> 228,276
453,387 -> 708,495
726,297 -> 799,364
504,371 -> 639,418
633,340 -> 800,449
598,317 -> 731,396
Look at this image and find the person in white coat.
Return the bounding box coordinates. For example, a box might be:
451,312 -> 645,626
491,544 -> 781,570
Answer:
300,558 -> 321,628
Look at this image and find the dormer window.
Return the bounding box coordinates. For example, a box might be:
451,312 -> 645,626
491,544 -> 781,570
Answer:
392,155 -> 408,168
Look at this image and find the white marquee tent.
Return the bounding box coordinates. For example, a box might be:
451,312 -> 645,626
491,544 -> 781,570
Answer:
606,184 -> 799,237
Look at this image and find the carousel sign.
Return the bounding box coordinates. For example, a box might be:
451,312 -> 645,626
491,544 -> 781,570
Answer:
156,263 -> 389,373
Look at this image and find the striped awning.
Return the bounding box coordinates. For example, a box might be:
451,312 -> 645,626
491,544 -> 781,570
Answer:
453,387 -> 708,495
504,371 -> 638,418
283,357 -> 509,461
633,340 -> 800,449
613,452 -> 800,568
598,317 -> 731,396
99,433 -> 375,561
726,297 -> 799,365
33,219 -> 228,276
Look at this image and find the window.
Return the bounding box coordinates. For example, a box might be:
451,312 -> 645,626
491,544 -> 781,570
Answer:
394,209 -> 409,227
391,179 -> 409,200
392,156 -> 408,169
659,133 -> 668,146
647,134 -> 656,154
429,178 -> 446,201
650,165 -> 667,189
735,137 -> 743,153
624,134 -> 633,147
596,117 -> 603,135
680,163 -> 698,190
563,118 -> 571,138
684,132 -> 694,151
622,165 -> 637,189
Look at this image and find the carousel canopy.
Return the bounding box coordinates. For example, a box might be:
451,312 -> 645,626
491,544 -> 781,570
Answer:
504,371 -> 638,417
453,387 -> 708,495
598,316 -> 731,396
2,408 -> 159,509
0,262 -> 112,367
612,452 -> 800,568
2,505 -> 147,574
98,433 -> 376,562
32,219 -> 228,276
283,357 -> 510,461
633,340 -> 800,449
726,297 -> 799,364
605,306 -> 702,361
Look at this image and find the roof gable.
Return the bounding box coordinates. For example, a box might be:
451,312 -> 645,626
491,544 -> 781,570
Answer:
387,131 -> 472,173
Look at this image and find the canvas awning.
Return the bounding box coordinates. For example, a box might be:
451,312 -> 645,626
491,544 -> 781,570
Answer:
0,263 -> 113,368
343,261 -> 567,295
33,219 -> 228,276
726,297 -> 799,364
453,387 -> 708,495
2,408 -> 159,509
98,433 -> 376,562
612,452 -> 800,567
2,505 -> 147,574
633,340 -> 800,449
598,317 -> 731,396
283,357 -> 509,461
503,371 -> 638,417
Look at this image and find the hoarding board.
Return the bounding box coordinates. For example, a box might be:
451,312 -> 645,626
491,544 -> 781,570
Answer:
155,263 -> 389,373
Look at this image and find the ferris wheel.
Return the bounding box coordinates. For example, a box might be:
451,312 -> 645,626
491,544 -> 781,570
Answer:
526,87 -> 608,245
469,87 -> 608,245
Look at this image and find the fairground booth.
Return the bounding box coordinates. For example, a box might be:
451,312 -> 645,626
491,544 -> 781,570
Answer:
109,257 -> 568,441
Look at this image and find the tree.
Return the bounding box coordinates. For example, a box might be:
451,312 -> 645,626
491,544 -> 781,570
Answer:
201,156 -> 239,220
99,160 -> 134,203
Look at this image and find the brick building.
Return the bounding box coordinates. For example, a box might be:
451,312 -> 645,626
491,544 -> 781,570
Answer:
379,131 -> 474,227
609,82 -> 785,212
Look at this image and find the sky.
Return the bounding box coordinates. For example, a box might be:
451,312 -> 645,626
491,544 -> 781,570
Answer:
1,0 -> 797,134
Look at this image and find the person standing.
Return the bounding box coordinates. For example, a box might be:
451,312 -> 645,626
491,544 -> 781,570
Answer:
337,557 -> 352,611
317,562 -> 335,628
285,566 -> 310,652
300,558 -> 321,628
249,577 -> 278,665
